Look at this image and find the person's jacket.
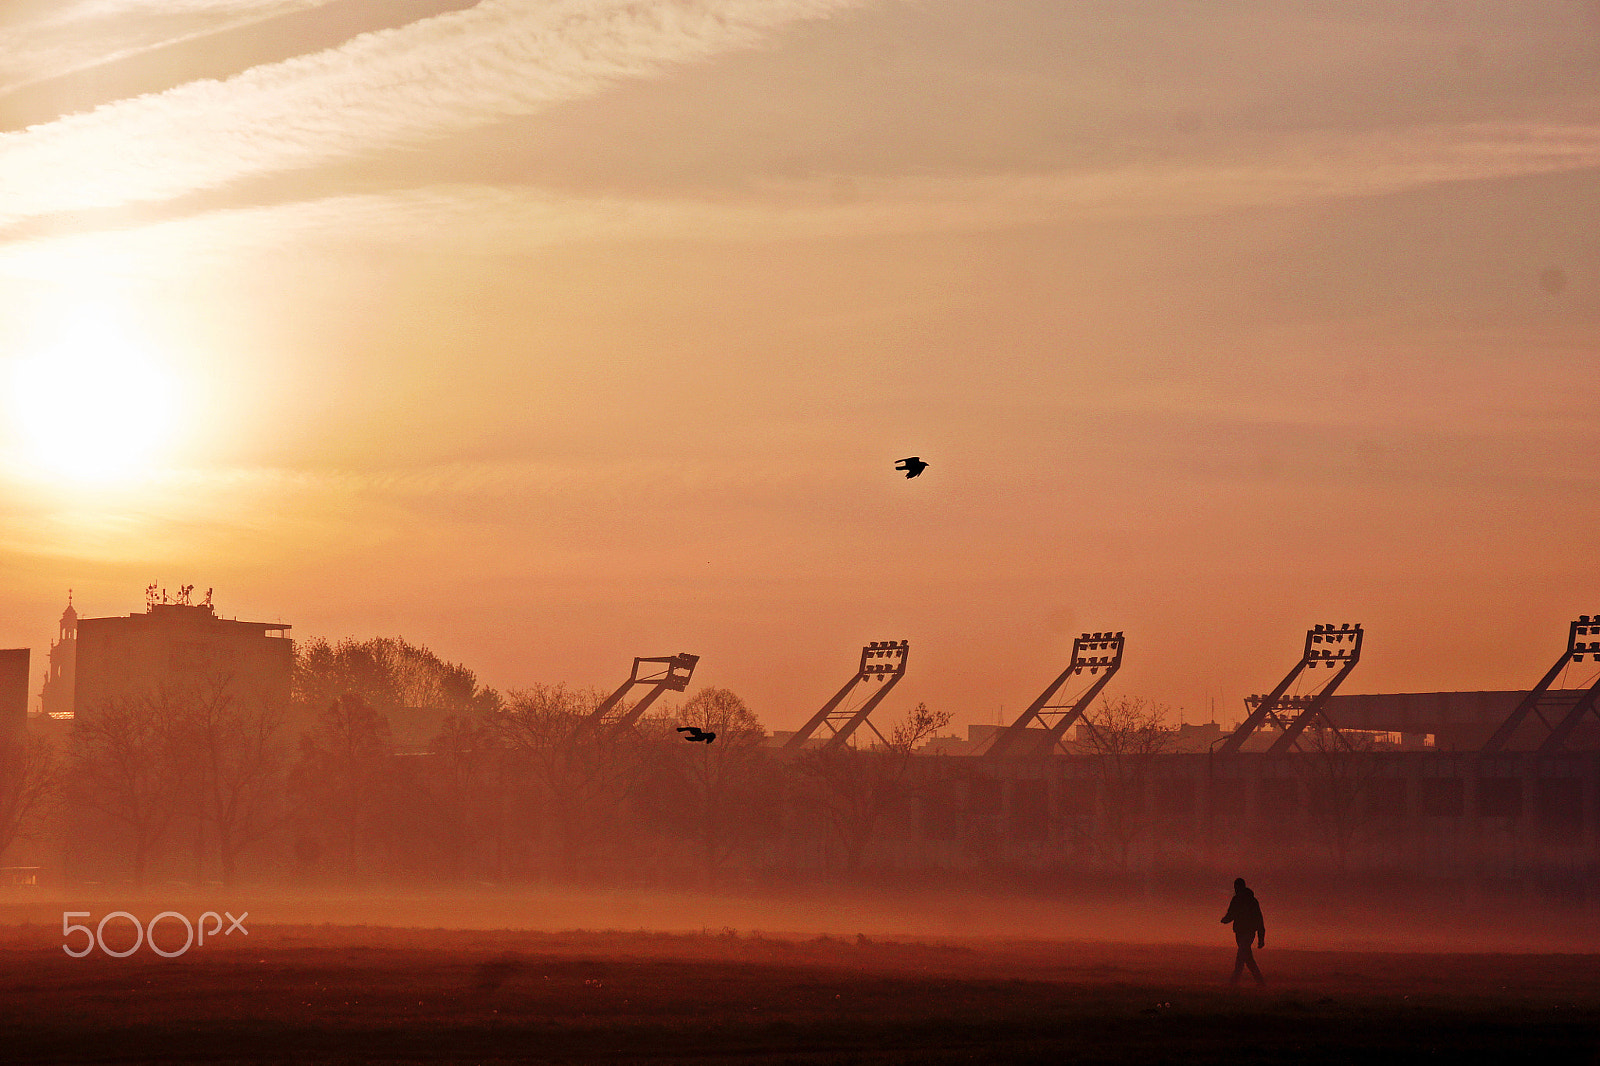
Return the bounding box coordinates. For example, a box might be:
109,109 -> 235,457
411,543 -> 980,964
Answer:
1222,889 -> 1265,936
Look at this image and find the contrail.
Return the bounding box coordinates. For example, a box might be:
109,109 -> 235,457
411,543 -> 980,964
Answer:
0,0 -> 878,227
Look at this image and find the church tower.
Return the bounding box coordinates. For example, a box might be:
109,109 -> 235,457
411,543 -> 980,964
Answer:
40,591 -> 77,719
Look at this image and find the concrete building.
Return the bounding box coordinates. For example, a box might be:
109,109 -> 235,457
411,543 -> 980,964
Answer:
48,590 -> 292,718
0,648 -> 28,735
1324,690 -> 1599,751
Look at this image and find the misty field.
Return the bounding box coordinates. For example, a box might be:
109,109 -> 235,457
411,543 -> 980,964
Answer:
2,892 -> 1599,1064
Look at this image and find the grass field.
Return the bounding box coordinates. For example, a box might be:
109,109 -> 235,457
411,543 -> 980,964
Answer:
3,905 -> 1599,1064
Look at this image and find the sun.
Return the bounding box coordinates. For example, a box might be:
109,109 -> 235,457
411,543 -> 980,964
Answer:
6,313 -> 186,485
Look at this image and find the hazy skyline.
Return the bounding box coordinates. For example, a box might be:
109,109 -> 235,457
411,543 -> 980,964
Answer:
2,0 -> 1596,732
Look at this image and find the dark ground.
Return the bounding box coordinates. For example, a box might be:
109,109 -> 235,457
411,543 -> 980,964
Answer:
2,921 -> 1598,1064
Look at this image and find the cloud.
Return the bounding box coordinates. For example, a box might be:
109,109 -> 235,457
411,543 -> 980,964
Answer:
6,115 -> 1596,276
0,1 -> 336,95
65,0 -> 328,15
0,0 -> 876,227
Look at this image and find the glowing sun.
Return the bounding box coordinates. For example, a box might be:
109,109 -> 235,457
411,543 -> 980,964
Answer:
7,315 -> 186,485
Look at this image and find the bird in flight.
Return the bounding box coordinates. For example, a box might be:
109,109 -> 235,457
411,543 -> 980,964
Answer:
677,726 -> 717,744
895,456 -> 928,479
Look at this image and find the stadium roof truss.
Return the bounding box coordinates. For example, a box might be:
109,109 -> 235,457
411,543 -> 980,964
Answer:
1482,615 -> 1600,753
782,640 -> 908,753
575,652 -> 700,742
1216,623 -> 1363,756
981,630 -> 1124,758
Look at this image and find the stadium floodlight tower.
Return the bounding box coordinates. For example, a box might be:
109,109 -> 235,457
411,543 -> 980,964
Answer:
1482,614 -> 1600,753
782,640 -> 909,753
575,653 -> 700,740
982,631 -> 1125,758
1215,623 -> 1363,756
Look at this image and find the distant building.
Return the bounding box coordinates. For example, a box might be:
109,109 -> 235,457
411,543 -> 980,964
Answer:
1323,690 -> 1595,751
46,590 -> 292,718
39,597 -> 76,719
0,647 -> 28,735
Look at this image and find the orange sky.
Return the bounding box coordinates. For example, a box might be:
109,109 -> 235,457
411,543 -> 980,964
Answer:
1,0 -> 1596,733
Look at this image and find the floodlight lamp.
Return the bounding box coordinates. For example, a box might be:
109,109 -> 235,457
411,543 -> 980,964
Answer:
1575,654 -> 1585,663
1090,666 -> 1099,674
1115,631 -> 1123,638
1582,616 -> 1592,624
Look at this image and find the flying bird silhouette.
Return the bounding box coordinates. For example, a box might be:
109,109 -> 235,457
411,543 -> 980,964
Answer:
895,456 -> 928,479
677,726 -> 717,744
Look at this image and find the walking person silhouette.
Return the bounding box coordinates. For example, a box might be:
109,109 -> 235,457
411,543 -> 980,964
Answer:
1221,877 -> 1266,986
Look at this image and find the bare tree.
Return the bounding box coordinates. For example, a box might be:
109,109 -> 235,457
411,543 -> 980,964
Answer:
70,691 -> 187,888
492,684 -> 643,878
795,702 -> 952,875
1077,695 -> 1172,871
292,693 -> 394,877
425,713 -> 504,880
1294,721 -> 1379,873
177,676 -> 289,885
649,687 -> 769,879
0,727 -> 59,863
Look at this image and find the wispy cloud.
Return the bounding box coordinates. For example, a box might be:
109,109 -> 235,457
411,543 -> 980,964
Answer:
7,115 -> 1595,275
0,1 -> 334,94
0,0 -> 875,227
63,0 -> 328,15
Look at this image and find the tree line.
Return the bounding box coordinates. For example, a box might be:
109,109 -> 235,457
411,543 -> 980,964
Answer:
0,636 -> 954,888
0,636 -> 1388,887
